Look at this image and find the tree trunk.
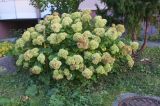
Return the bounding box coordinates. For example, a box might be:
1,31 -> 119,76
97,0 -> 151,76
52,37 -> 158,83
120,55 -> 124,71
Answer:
131,26 -> 137,41
140,18 -> 149,51
131,30 -> 137,41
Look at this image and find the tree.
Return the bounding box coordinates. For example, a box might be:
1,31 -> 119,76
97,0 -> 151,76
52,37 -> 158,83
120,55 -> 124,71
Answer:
139,0 -> 160,51
30,0 -> 84,13
99,0 -> 160,51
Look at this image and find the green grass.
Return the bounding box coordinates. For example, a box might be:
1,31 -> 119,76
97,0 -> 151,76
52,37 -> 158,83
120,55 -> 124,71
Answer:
0,47 -> 160,106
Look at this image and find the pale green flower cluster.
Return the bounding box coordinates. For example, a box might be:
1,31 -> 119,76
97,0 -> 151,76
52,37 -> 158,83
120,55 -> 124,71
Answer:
94,16 -> 107,28
23,48 -> 39,61
116,24 -> 125,33
110,44 -> 119,54
27,27 -> 35,33
51,15 -> 61,24
47,33 -> 67,45
89,40 -> 99,50
15,38 -> 25,48
31,48 -> 39,57
81,11 -> 92,22
37,53 -> 45,64
95,63 -> 112,76
82,68 -> 93,79
73,33 -> 82,41
31,66 -> 42,75
94,28 -> 105,37
30,31 -> 39,39
23,50 -> 33,61
35,24 -> 46,33
101,52 -> 115,64
22,31 -> 30,42
63,68 -> 72,80
66,55 -> 83,70
126,55 -> 134,68
91,53 -> 101,65
23,62 -> 29,69
62,13 -> 71,18
71,12 -> 81,19
16,54 -> 24,66
83,31 -> 92,38
117,41 -> 125,49
53,69 -> 64,80
51,23 -> 62,32
32,35 -> 45,45
84,51 -> 92,60
96,65 -> 106,75
58,49 -> 68,59
105,24 -> 125,40
14,10 -> 139,81
130,42 -> 139,51
49,58 -> 62,70
122,45 -> 132,56
62,17 -> 73,27
71,22 -> 82,32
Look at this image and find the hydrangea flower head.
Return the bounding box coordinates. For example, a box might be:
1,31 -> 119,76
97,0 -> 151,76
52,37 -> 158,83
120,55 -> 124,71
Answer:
95,18 -> 107,28
37,53 -> 45,64
51,23 -> 62,32
130,41 -> 139,51
62,17 -> 73,27
71,12 -> 81,19
117,41 -> 125,49
53,70 -> 64,80
31,66 -> 42,75
16,54 -> 24,66
82,68 -> 93,79
49,58 -> 62,70
58,49 -> 68,59
15,38 -> 25,48
22,31 -> 31,42
94,28 -> 105,37
72,22 -> 82,32
24,50 -> 33,61
96,65 -> 105,75
101,52 -> 115,64
35,24 -> 45,33
32,35 -> 45,45
126,55 -> 134,68
89,40 -> 99,50
110,44 -> 119,54
92,53 -> 101,65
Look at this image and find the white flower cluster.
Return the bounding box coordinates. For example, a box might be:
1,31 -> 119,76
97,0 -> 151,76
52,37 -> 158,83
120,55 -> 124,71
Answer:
14,10 -> 139,81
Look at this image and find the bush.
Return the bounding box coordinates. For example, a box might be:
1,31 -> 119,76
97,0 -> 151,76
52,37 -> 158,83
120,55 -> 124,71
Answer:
148,34 -> 160,41
14,10 -> 139,80
0,42 -> 14,57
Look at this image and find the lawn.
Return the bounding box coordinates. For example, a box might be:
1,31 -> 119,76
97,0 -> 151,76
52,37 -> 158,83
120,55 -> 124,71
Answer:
0,47 -> 160,106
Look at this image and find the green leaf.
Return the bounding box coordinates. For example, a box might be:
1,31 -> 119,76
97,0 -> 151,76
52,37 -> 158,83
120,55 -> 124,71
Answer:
25,84 -> 38,97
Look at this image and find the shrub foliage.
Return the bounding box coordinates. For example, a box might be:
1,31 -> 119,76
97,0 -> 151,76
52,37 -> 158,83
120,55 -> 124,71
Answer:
14,10 -> 139,80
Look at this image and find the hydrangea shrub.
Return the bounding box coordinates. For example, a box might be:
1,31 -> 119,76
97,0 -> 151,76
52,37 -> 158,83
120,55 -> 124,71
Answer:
14,10 -> 139,80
